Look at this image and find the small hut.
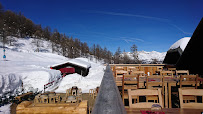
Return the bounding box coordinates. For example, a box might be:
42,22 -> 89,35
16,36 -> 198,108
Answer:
51,59 -> 91,76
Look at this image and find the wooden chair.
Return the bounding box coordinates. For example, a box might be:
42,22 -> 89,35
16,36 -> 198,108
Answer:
180,75 -> 198,88
179,88 -> 203,109
122,74 -> 139,104
34,94 -> 41,103
160,71 -> 173,78
156,66 -> 163,73
132,71 -> 145,77
115,70 -> 128,78
115,66 -> 125,70
146,75 -> 163,103
146,75 -> 163,89
127,67 -> 138,74
168,68 -> 176,75
176,70 -> 189,76
128,88 -> 163,108
180,75 -> 198,103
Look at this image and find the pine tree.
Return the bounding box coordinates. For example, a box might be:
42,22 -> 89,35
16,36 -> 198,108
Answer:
114,47 -> 121,64
130,44 -> 141,63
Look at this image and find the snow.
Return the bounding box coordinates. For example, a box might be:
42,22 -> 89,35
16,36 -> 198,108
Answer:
67,58 -> 91,68
169,37 -> 191,51
123,51 -> 166,63
0,48 -> 67,96
0,36 -> 167,100
0,104 -> 11,114
138,51 -> 166,63
0,37 -> 105,98
51,58 -> 91,69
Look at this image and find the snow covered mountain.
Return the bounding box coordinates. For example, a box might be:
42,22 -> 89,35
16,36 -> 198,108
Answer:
138,51 -> 166,63
122,51 -> 166,64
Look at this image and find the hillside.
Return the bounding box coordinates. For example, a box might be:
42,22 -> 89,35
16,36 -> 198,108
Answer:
0,37 -> 166,96
0,37 -> 105,96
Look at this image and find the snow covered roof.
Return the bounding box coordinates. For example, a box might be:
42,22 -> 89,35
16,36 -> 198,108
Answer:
67,59 -> 91,68
169,37 -> 191,51
51,58 -> 91,69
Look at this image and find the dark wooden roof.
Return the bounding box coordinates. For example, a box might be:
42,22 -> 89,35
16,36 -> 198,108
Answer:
176,18 -> 203,75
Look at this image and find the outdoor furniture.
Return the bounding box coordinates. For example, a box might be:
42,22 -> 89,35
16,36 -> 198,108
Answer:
132,71 -> 145,77
179,88 -> 203,109
122,74 -> 139,104
89,89 -> 94,97
176,70 -> 189,76
180,75 -> 198,88
160,71 -> 173,78
146,75 -> 164,103
180,75 -> 198,103
115,70 -> 128,78
168,68 -> 176,75
34,94 -> 41,103
66,88 -> 71,99
66,96 -> 77,103
128,88 -> 163,108
125,108 -> 203,114
41,95 -> 49,103
55,93 -> 61,103
127,67 -> 138,74
48,94 -> 56,103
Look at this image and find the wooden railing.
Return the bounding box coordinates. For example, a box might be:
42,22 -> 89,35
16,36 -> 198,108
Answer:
92,65 -> 126,114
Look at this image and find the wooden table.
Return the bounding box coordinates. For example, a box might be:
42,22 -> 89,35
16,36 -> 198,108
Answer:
125,108 -> 203,114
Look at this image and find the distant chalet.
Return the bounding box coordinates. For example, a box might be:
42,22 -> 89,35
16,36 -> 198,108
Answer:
51,59 -> 91,76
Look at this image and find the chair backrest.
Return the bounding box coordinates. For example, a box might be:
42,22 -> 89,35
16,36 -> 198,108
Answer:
156,66 -> 163,72
128,89 -> 163,108
180,75 -> 198,88
127,67 -> 138,74
168,68 -> 176,75
132,71 -> 145,77
179,88 -> 203,109
168,68 -> 176,71
115,66 -> 125,70
160,71 -> 173,77
176,70 -> 189,76
122,74 -> 139,103
146,75 -> 163,89
115,70 -> 128,78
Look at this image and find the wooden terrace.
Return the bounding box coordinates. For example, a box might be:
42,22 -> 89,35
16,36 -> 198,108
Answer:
92,64 -> 203,114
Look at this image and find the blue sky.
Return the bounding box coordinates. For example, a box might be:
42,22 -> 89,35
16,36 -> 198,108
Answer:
1,0 -> 203,53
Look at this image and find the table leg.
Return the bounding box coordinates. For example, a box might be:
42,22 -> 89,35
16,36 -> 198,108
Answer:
164,82 -> 168,108
169,83 -> 172,108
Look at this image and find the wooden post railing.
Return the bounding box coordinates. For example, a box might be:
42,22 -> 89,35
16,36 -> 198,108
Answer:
92,65 -> 126,114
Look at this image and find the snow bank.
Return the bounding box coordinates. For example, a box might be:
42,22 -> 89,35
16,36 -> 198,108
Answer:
0,104 -> 11,114
169,37 -> 191,51
0,46 -> 68,95
0,74 -> 22,96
